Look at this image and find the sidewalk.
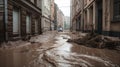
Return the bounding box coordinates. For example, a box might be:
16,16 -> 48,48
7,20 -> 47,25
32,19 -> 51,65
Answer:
0,31 -> 57,49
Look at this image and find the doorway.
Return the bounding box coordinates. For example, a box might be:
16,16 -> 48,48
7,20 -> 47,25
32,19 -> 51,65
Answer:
76,16 -> 81,31
97,0 -> 103,34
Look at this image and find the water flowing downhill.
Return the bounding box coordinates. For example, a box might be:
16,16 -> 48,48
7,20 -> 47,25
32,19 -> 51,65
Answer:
27,33 -> 120,67
0,0 -> 120,67
0,32 -> 120,67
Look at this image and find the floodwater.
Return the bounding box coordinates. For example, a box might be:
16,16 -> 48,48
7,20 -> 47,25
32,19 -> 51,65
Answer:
0,32 -> 120,67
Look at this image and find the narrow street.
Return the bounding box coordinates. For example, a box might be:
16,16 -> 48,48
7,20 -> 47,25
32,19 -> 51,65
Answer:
0,0 -> 120,67
0,31 -> 120,67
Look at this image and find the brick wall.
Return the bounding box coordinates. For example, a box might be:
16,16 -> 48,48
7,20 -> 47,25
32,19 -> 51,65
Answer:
7,1 -> 13,39
0,1 -> 4,42
21,8 -> 27,37
38,17 -> 42,34
31,14 -> 35,35
6,0 -> 42,41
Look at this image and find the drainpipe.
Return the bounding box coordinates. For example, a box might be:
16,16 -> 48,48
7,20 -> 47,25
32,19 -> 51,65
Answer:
82,0 -> 84,32
4,0 -> 8,41
50,3 -> 52,31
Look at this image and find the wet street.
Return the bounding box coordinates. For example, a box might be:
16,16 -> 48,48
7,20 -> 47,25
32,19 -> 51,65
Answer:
0,31 -> 120,67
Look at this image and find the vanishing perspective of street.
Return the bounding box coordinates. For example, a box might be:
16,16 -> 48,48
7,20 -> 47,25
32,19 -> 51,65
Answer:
0,0 -> 120,67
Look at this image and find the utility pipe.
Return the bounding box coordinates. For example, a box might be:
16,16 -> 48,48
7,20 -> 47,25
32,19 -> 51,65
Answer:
4,0 -> 8,41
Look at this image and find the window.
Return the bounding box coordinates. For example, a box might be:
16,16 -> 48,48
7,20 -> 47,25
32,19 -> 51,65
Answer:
26,15 -> 31,34
113,0 -> 120,21
13,7 -> 20,34
35,19 -> 38,34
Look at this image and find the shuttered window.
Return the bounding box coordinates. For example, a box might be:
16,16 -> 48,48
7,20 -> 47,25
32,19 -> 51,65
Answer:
113,0 -> 120,21
26,15 -> 31,33
13,8 -> 20,34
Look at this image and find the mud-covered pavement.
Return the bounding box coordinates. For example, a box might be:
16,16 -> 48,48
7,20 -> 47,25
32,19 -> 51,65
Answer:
0,31 -> 120,67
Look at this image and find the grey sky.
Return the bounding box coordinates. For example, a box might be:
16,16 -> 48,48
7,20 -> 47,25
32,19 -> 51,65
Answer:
55,0 -> 70,17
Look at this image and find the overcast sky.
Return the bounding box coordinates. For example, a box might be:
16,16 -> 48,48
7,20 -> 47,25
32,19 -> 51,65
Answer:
55,0 -> 70,17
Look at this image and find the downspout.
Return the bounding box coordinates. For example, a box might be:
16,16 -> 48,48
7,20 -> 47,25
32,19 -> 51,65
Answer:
82,0 -> 84,32
50,0 -> 52,31
4,0 -> 8,41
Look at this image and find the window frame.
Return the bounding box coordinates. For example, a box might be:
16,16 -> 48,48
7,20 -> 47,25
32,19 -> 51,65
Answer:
26,13 -> 31,34
13,7 -> 21,35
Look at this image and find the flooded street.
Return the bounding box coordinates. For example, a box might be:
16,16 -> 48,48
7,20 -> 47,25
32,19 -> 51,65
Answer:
1,0 -> 120,67
0,32 -> 120,67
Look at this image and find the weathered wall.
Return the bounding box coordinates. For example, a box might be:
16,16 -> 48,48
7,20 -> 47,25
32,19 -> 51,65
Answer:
0,0 -> 5,42
103,0 -> 111,32
71,0 -> 120,37
71,0 -> 84,31
41,0 -> 51,31
1,0 -> 42,41
7,1 -> 13,39
102,0 -> 120,37
54,3 -> 58,30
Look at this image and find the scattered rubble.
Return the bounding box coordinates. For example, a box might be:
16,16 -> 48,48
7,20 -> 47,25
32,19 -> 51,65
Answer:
68,33 -> 120,50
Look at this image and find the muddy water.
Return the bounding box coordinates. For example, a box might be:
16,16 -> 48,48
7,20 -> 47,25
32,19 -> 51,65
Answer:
0,33 -> 120,67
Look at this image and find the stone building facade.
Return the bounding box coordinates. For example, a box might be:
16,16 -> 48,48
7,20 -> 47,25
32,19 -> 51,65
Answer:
0,0 -> 42,42
50,0 -> 55,30
57,9 -> 64,29
71,0 -> 84,32
71,0 -> 120,37
64,16 -> 70,30
54,3 -> 58,30
0,0 -> 5,42
41,0 -> 51,32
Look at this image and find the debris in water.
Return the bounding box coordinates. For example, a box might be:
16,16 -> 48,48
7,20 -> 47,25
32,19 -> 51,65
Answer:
68,33 -> 120,50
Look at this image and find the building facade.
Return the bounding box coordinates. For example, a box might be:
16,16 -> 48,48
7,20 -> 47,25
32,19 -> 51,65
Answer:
54,3 -> 65,31
41,0 -> 51,32
71,0 -> 84,32
71,0 -> 120,37
64,16 -> 70,30
54,3 -> 58,30
0,0 -> 42,42
50,0 -> 55,30
57,9 -> 64,29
